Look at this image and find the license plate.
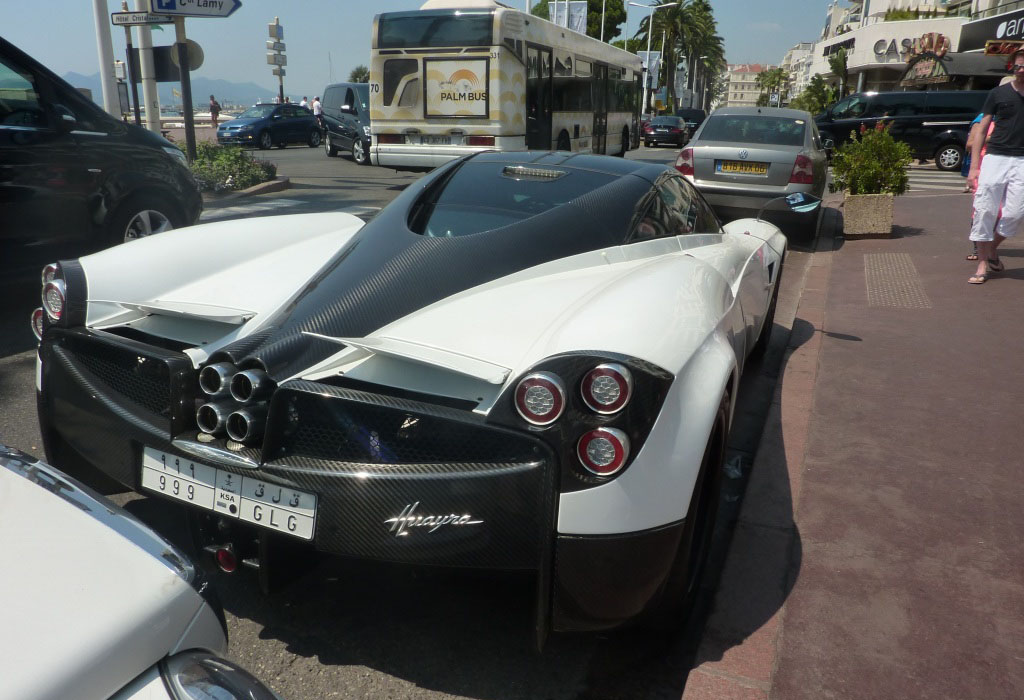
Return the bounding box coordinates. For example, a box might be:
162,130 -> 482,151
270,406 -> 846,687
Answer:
421,135 -> 451,145
717,160 -> 768,175
140,447 -> 317,540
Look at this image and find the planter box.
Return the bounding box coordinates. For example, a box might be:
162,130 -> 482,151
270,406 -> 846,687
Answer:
843,193 -> 894,239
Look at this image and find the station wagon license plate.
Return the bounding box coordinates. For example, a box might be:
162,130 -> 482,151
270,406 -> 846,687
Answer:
140,447 -> 317,540
421,135 -> 451,145
717,160 -> 768,175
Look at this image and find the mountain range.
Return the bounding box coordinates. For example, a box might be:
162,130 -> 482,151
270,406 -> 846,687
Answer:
62,72 -> 304,109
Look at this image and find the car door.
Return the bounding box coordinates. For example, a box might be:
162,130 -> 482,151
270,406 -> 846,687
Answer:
340,86 -> 358,150
321,85 -> 343,145
0,45 -> 101,244
866,92 -> 926,156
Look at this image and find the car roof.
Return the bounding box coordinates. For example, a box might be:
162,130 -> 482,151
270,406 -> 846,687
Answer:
710,106 -> 812,120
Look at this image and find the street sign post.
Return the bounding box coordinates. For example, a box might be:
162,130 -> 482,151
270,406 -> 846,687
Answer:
149,0 -> 242,18
268,17 -> 285,103
111,12 -> 173,25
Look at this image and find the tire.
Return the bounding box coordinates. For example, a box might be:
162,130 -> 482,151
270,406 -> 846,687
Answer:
104,193 -> 183,249
324,131 -> 338,157
935,143 -> 964,172
308,128 -> 321,147
749,259 -> 784,361
556,132 -> 571,152
643,393 -> 729,630
617,127 -> 630,157
257,130 -> 272,150
645,140 -> 653,148
276,142 -> 287,149
352,138 -> 370,165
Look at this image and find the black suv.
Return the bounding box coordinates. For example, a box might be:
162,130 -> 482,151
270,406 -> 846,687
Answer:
816,90 -> 987,171
0,37 -> 202,250
321,82 -> 371,165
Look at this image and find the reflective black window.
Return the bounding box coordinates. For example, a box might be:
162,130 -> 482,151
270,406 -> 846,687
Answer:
699,115 -> 807,146
378,10 -> 494,48
867,92 -> 925,117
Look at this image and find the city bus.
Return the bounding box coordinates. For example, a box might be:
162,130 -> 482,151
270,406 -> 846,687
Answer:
369,0 -> 642,170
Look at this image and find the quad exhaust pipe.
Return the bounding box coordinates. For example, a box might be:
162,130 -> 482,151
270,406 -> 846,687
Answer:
196,401 -> 233,435
229,369 -> 273,404
226,405 -> 269,444
199,362 -> 237,398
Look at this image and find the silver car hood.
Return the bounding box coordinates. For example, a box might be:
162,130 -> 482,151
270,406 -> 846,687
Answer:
0,448 -> 225,700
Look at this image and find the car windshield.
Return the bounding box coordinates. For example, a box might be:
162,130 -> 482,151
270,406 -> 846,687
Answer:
411,161 -> 618,237
651,117 -> 680,126
238,104 -> 277,119
699,115 -> 806,146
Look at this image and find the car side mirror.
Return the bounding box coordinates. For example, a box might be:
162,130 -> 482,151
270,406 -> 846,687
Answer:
272,113 -> 283,120
756,192 -> 822,221
51,104 -> 77,132
340,104 -> 355,115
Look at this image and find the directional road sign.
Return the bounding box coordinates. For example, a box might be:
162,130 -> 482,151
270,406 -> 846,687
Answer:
266,40 -> 285,51
112,12 -> 174,25
149,0 -> 242,18
267,53 -> 287,66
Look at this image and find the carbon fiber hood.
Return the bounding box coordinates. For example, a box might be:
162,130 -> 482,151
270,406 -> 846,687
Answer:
213,156 -> 655,380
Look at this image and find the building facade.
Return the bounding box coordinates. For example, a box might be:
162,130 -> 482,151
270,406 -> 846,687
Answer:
721,63 -> 773,107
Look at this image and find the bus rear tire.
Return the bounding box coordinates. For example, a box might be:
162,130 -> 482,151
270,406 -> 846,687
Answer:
617,127 -> 629,157
556,132 -> 571,152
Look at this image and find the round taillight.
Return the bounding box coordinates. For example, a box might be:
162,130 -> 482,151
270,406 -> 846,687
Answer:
41,263 -> 59,286
577,427 -> 630,476
214,546 -> 237,573
30,308 -> 45,341
42,279 -> 66,322
514,372 -> 566,426
581,363 -> 632,414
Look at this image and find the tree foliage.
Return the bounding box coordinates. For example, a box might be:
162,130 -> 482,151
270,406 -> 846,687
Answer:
531,0 -> 626,41
755,67 -> 787,106
788,74 -> 836,116
827,48 -> 850,97
348,65 -> 370,83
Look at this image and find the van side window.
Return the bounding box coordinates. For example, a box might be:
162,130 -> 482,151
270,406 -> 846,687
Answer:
344,88 -> 356,111
322,87 -> 340,111
831,96 -> 866,119
926,91 -> 985,115
0,56 -> 45,127
868,93 -> 924,117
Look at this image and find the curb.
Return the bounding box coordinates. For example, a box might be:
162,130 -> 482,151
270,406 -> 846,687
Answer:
204,176 -> 290,203
681,207 -> 836,700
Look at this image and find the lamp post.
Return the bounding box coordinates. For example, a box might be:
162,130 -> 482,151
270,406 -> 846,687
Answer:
628,1 -> 679,117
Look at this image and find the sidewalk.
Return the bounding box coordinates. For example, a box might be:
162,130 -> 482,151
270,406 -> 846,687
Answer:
684,192 -> 1024,699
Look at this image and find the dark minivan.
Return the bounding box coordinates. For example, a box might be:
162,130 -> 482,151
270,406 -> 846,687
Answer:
321,82 -> 371,165
0,37 -> 201,250
815,90 -> 987,171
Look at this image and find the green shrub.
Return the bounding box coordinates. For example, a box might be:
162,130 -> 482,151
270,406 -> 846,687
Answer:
829,121 -> 911,196
189,143 -> 277,193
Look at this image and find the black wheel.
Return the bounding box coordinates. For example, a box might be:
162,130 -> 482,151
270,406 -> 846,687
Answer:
308,128 -> 321,147
750,259 -> 784,361
257,130 -> 272,150
556,132 -> 571,152
104,193 -> 183,249
645,140 -> 653,148
352,138 -> 370,165
643,394 -> 729,630
324,131 -> 338,157
276,142 -> 287,149
936,143 -> 964,172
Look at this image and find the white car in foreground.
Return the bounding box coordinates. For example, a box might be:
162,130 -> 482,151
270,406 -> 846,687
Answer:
0,444 -> 280,700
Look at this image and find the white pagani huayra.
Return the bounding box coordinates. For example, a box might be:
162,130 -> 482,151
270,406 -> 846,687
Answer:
34,150 -> 812,644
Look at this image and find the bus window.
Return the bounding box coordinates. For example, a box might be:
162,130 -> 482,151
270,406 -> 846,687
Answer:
377,10 -> 494,49
383,59 -> 417,106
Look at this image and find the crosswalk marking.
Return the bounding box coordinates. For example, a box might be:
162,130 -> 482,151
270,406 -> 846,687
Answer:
201,198 -> 305,221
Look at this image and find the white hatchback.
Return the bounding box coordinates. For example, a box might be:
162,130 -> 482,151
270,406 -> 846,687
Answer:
0,444 -> 280,700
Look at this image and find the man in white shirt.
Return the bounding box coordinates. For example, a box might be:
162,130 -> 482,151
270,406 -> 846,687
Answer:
300,96 -> 308,108
311,96 -> 323,129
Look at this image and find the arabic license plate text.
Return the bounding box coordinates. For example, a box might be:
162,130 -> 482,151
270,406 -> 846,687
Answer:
140,447 -> 317,540
718,160 -> 768,175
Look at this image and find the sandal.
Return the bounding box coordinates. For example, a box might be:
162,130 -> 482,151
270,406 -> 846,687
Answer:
966,253 -> 979,260
969,273 -> 988,284
988,258 -> 1005,272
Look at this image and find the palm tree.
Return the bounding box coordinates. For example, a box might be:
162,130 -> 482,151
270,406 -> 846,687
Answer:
755,67 -> 787,107
827,48 -> 850,97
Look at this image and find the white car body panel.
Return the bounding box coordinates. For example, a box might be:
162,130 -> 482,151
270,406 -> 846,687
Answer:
0,456 -> 225,700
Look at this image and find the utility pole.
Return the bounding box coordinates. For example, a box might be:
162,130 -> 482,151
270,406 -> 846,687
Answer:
91,0 -> 120,115
174,17 -> 197,161
134,0 -> 161,133
268,18 -> 286,104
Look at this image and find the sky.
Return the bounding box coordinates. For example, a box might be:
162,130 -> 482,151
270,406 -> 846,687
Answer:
3,0 -> 834,100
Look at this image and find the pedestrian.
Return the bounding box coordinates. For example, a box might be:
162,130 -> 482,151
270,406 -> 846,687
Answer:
311,95 -> 323,129
284,96 -> 291,103
966,50 -> 1024,284
300,96 -> 308,108
208,94 -> 221,128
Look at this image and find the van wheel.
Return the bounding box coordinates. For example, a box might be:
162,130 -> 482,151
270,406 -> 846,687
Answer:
936,144 -> 963,172
104,194 -> 182,249
324,132 -> 338,157
352,138 -> 370,165
257,130 -> 272,150
642,393 -> 729,630
556,132 -> 571,152
308,128 -> 321,147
